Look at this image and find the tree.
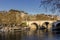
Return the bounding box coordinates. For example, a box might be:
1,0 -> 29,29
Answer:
9,9 -> 21,13
40,0 -> 60,15
20,22 -> 27,27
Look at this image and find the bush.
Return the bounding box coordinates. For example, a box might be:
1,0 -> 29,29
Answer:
20,22 -> 27,27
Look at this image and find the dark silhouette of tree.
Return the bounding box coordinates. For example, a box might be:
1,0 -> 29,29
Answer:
40,0 -> 60,14
9,9 -> 21,13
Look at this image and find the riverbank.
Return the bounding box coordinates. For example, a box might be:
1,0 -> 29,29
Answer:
0,26 -> 30,32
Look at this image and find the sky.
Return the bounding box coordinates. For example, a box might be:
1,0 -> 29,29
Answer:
0,0 -> 56,15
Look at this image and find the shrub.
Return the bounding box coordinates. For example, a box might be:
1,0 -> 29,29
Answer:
20,22 -> 27,27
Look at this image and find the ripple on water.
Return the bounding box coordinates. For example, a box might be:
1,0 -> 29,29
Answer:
0,30 -> 60,40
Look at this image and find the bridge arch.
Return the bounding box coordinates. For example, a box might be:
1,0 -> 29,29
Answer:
42,22 -> 49,29
31,23 -> 38,30
56,23 -> 60,30
52,21 -> 60,31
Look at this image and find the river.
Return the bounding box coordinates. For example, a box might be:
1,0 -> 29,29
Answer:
0,30 -> 60,40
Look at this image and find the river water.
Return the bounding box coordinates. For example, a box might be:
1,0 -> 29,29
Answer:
0,30 -> 60,40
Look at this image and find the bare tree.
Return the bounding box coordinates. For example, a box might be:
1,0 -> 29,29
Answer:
40,0 -> 60,15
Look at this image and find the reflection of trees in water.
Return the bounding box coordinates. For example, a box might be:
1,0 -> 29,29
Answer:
0,32 -> 22,40
0,30 -> 59,40
27,30 -> 37,36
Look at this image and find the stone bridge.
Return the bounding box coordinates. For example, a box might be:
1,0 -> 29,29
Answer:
23,20 -> 56,29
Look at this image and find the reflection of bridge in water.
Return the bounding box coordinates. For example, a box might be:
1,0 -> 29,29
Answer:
23,20 -> 60,30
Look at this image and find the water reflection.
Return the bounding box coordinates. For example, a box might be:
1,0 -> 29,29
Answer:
0,30 -> 60,40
